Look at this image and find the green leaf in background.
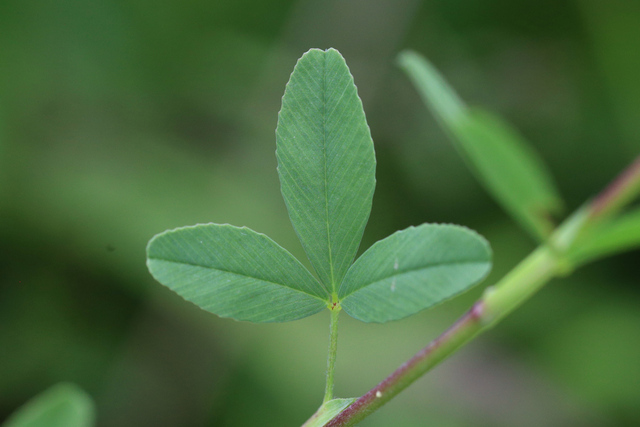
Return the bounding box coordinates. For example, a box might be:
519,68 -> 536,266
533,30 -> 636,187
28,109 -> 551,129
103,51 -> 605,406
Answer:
338,224 -> 492,323
147,224 -> 329,322
0,109 -> 5,206
276,48 -> 376,294
3,383 -> 94,427
568,207 -> 640,265
398,50 -> 563,241
301,398 -> 356,427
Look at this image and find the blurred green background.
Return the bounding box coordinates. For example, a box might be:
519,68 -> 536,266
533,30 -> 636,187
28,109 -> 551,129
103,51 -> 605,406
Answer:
1,0 -> 639,426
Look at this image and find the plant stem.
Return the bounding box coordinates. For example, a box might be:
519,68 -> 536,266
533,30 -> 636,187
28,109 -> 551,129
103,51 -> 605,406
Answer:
588,156 -> 640,222
323,157 -> 640,427
324,246 -> 561,427
323,304 -> 341,403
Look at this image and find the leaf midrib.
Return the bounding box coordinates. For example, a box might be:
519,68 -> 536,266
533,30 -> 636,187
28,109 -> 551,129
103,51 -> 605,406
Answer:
340,259 -> 489,299
321,50 -> 336,293
149,256 -> 329,303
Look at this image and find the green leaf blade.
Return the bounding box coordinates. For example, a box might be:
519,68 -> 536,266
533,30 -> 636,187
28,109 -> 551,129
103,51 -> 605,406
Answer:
398,50 -> 563,241
3,383 -> 95,427
338,224 -> 492,323
456,108 -> 563,237
276,48 -> 376,293
147,224 -> 329,323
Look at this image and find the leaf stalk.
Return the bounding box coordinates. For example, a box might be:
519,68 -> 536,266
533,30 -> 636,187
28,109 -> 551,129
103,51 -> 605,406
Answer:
323,304 -> 341,403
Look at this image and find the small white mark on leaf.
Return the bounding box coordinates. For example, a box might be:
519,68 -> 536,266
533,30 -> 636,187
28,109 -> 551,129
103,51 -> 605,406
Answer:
393,258 -> 399,270
391,278 -> 396,292
376,391 -> 382,398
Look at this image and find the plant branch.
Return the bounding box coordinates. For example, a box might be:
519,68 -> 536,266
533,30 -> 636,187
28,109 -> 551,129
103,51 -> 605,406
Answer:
322,157 -> 640,427
588,156 -> 640,222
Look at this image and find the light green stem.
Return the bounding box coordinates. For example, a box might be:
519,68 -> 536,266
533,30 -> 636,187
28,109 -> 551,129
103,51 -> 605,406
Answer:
323,305 -> 341,403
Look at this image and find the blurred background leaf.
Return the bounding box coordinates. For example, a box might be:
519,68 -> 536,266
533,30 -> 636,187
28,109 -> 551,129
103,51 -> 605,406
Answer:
3,383 -> 94,427
0,0 -> 638,426
398,50 -> 563,241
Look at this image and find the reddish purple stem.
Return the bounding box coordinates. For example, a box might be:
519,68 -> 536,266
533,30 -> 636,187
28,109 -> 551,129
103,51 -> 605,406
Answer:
589,156 -> 640,219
